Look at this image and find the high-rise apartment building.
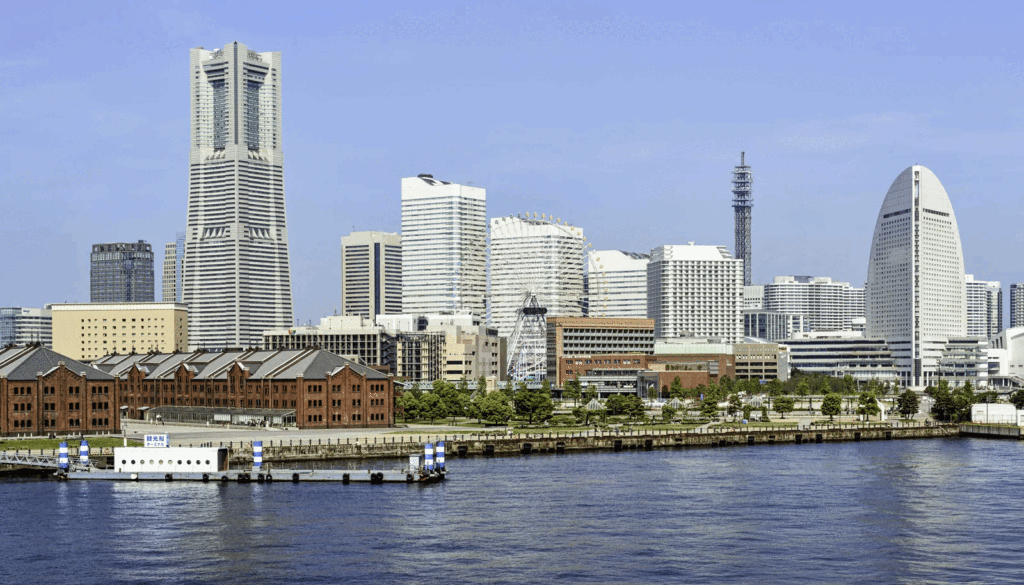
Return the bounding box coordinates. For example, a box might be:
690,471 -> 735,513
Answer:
340,231 -> 402,319
588,251 -> 649,318
743,310 -> 806,342
762,276 -> 864,332
866,165 -> 967,388
965,275 -> 1002,337
647,244 -> 744,343
1012,284 -> 1024,329
183,42 -> 293,350
91,241 -> 154,303
0,307 -> 52,347
162,233 -> 185,303
401,175 -> 486,315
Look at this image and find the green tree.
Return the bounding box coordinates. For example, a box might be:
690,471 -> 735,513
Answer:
742,403 -> 753,421
396,391 -> 421,422
625,395 -> 646,420
419,393 -> 446,424
1009,389 -> 1024,410
563,377 -> 582,407
844,375 -> 858,395
514,382 -> 555,424
700,399 -> 719,420
766,378 -> 783,397
477,392 -> 513,425
605,394 -> 629,416
897,389 -> 920,418
950,382 -> 976,423
670,376 -> 684,399
719,376 -> 734,394
457,376 -> 470,395
727,393 -> 743,420
583,384 -> 598,404
774,396 -> 795,419
795,379 -> 811,411
821,393 -> 842,421
500,379 -> 515,401
857,392 -> 881,420
928,380 -> 955,421
662,405 -> 677,423
477,375 -> 487,395
760,405 -> 770,422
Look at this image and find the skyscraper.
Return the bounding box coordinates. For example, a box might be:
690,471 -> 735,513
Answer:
1012,284 -> 1024,328
183,42 -> 293,350
965,275 -> 1002,337
401,174 -> 485,315
732,152 -> 753,286
340,231 -> 402,319
587,250 -> 650,318
162,232 -> 185,303
866,165 -> 966,388
0,307 -> 52,347
647,243 -> 744,343
90,241 -> 154,303
762,276 -> 865,332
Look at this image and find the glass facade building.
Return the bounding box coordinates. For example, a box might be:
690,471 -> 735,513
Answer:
90,241 -> 155,303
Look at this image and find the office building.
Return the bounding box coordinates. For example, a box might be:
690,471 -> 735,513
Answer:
647,244 -> 744,343
587,251 -> 650,318
91,241 -> 155,303
262,315 -> 395,368
743,285 -> 764,310
183,42 -> 293,350
377,313 -> 503,383
782,332 -> 898,385
50,303 -> 188,361
965,275 -> 1002,337
762,276 -> 864,332
401,174 -> 485,315
340,231 -> 402,319
546,317 -> 655,385
162,233 -> 185,303
866,165 -> 967,388
0,307 -> 52,348
743,310 -> 806,342
1011,284 -> 1024,329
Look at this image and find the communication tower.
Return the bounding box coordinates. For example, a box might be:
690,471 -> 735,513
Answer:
732,152 -> 753,286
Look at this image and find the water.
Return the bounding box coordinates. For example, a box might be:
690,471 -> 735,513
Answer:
2,437 -> 1021,584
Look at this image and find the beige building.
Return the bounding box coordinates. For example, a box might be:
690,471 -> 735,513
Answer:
50,303 -> 188,361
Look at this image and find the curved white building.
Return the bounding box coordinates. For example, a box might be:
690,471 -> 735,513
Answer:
866,165 -> 966,388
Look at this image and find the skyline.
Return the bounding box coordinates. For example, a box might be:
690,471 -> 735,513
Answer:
3,2 -> 1024,325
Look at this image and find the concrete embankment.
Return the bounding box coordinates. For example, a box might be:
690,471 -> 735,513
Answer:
224,423 -> 960,465
959,424 -> 1022,439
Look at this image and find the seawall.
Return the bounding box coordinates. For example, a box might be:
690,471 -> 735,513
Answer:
225,423 -> 960,465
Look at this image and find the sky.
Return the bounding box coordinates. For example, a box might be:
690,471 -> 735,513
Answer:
3,1 -> 1024,326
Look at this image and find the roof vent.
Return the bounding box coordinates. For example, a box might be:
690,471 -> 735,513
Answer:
417,173 -> 433,179
58,361 -> 65,367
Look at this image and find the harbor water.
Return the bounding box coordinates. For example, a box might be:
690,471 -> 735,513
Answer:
1,437 -> 1021,584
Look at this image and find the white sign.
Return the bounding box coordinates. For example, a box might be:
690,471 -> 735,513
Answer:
144,434 -> 170,448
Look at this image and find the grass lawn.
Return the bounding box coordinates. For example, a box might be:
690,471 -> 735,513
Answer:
0,437 -> 142,451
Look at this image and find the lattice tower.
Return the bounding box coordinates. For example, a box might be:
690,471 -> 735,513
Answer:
732,151 -> 753,286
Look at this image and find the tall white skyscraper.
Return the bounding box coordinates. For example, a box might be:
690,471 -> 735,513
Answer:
183,42 -> 293,350
489,216 -> 587,338
647,244 -> 743,343
162,232 -> 185,303
866,165 -> 966,388
588,250 -> 649,318
341,231 -> 402,319
965,275 -> 1002,337
401,175 -> 486,315
762,276 -> 865,332
1012,284 -> 1024,329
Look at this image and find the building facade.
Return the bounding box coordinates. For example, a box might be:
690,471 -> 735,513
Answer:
377,313 -> 503,384
782,333 -> 898,385
965,275 -> 1002,337
262,315 -> 394,369
92,348 -> 395,429
401,175 -> 486,315
866,165 -> 967,388
587,250 -> 650,318
545,317 -> 655,385
183,42 -> 293,350
162,233 -> 185,303
762,276 -> 864,332
341,231 -> 402,319
647,244 -> 744,343
743,310 -> 806,342
91,241 -> 155,303
1011,284 -> 1024,329
50,303 -> 188,361
0,307 -> 52,348
0,346 -> 118,437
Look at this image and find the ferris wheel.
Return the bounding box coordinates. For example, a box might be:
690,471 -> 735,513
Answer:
488,213 -> 607,381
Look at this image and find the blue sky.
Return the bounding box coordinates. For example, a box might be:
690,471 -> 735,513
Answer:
3,1 -> 1023,324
